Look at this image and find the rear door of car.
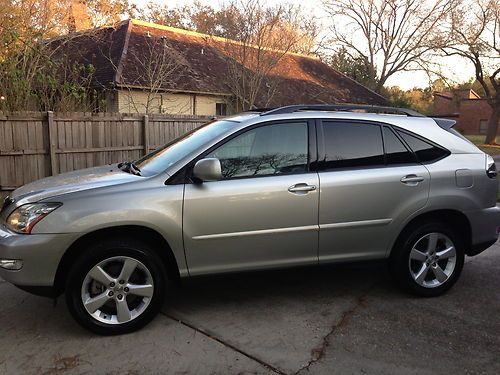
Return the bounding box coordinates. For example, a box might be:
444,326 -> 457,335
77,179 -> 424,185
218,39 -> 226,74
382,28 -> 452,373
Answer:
317,119 -> 431,262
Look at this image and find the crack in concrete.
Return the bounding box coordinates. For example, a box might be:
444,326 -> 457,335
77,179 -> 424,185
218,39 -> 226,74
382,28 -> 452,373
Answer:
160,282 -> 375,375
293,292 -> 370,375
160,311 -> 287,375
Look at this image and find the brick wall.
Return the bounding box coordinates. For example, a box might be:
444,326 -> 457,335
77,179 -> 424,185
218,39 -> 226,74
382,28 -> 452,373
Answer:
433,95 -> 457,116
433,96 -> 497,135
456,99 -> 493,135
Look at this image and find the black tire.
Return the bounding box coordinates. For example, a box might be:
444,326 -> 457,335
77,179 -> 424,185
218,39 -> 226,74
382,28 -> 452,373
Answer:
65,238 -> 167,335
390,221 -> 465,297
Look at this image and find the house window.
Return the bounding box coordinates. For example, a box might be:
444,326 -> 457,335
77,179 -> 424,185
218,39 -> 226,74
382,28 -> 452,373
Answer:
216,103 -> 227,116
479,120 -> 488,134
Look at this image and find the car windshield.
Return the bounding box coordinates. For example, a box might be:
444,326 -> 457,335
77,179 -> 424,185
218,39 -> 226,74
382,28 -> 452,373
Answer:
134,120 -> 237,176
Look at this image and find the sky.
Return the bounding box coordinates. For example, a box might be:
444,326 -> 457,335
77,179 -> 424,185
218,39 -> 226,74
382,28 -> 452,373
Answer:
133,0 -> 474,91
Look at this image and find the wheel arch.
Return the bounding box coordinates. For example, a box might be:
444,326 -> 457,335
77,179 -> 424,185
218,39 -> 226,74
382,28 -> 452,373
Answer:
53,225 -> 181,296
389,209 -> 472,258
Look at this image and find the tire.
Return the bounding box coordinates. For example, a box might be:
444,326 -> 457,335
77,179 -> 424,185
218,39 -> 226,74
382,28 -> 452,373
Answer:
65,238 -> 167,335
390,221 -> 465,297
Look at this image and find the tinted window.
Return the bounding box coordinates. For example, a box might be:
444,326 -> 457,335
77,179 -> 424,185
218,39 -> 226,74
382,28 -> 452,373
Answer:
383,126 -> 416,164
321,122 -> 384,169
208,122 -> 308,179
397,130 -> 449,162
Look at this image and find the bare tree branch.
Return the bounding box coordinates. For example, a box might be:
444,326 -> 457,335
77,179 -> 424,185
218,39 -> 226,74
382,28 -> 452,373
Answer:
323,0 -> 456,92
440,0 -> 499,144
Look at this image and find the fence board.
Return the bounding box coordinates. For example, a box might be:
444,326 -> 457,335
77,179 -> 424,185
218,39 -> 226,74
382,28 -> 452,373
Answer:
0,111 -> 211,196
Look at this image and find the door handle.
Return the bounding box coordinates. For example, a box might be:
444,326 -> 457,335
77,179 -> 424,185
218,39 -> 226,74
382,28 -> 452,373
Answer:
400,175 -> 424,185
288,183 -> 316,194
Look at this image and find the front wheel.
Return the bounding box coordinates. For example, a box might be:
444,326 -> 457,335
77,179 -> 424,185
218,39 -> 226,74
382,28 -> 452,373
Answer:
65,239 -> 167,335
390,222 -> 465,297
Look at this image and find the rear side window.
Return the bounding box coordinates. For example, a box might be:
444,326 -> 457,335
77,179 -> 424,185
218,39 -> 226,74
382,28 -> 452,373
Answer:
383,126 -> 416,164
396,130 -> 449,163
321,122 -> 384,169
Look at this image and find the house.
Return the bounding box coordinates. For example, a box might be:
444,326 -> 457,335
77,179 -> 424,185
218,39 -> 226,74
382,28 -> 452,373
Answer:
432,89 -> 494,135
48,19 -> 386,115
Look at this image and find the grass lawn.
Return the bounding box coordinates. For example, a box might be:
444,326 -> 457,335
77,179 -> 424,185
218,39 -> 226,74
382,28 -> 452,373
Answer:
465,135 -> 500,155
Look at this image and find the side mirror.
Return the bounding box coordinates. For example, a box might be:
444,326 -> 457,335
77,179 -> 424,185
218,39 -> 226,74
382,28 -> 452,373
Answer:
193,158 -> 222,182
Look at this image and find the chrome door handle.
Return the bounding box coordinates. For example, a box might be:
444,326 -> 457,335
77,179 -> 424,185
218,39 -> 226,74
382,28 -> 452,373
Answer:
400,175 -> 424,184
288,183 -> 316,193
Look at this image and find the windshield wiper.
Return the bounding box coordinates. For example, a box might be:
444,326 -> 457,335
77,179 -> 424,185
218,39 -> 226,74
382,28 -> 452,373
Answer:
118,161 -> 142,176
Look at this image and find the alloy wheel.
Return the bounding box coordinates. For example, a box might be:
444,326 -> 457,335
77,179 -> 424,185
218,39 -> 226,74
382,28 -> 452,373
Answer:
81,256 -> 154,324
408,232 -> 457,288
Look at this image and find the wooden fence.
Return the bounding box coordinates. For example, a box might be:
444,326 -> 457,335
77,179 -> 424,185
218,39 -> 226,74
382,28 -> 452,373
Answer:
0,111 -> 213,199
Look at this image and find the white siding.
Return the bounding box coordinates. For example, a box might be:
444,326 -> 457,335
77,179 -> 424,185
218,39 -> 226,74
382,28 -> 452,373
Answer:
114,89 -> 229,115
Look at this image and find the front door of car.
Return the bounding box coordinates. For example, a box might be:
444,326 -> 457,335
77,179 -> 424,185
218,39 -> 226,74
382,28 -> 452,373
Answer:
182,120 -> 319,275
317,120 -> 431,262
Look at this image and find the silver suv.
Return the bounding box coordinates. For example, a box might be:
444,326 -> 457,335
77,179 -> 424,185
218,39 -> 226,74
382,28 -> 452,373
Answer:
1,105 -> 498,334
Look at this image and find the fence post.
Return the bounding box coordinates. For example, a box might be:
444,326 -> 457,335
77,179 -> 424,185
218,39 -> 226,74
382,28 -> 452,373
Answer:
47,111 -> 58,175
143,114 -> 149,155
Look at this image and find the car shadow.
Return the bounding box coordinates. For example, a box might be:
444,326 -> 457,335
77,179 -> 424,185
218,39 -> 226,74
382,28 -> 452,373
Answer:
164,260 -> 401,313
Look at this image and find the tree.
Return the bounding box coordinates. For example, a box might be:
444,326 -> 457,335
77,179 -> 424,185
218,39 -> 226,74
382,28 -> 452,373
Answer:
0,38 -> 97,111
0,0 -> 73,48
322,0 -> 456,93
323,47 -> 378,89
139,1 -> 238,37
0,0 -> 97,111
69,0 -> 137,30
113,34 -> 184,113
211,0 -> 317,110
140,1 -> 318,54
383,86 -> 434,114
441,0 -> 499,144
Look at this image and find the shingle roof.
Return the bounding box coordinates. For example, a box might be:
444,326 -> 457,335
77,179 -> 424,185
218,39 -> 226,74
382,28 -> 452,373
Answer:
49,19 -> 386,106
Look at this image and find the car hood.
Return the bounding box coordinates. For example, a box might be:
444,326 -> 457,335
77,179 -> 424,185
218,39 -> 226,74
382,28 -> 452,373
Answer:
10,165 -> 142,203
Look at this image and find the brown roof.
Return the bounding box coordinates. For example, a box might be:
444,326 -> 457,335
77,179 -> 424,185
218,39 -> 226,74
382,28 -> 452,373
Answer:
433,89 -> 482,101
49,19 -> 386,106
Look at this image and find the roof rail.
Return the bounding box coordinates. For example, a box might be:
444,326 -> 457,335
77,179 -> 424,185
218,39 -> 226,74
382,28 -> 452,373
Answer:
261,104 -> 425,117
243,108 -> 273,113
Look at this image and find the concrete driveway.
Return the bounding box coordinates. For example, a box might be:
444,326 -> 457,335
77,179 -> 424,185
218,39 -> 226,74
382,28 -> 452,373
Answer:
0,241 -> 499,375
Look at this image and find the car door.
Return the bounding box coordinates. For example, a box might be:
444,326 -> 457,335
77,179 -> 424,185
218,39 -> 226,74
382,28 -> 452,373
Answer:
183,120 -> 320,275
317,120 -> 431,262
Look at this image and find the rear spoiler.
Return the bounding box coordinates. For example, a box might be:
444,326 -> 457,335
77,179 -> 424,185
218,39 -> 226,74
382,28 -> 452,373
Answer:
432,117 -> 474,144
432,118 -> 456,130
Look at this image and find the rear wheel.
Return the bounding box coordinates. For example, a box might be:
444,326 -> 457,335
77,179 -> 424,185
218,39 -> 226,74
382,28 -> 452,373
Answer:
390,222 -> 465,297
65,239 -> 166,335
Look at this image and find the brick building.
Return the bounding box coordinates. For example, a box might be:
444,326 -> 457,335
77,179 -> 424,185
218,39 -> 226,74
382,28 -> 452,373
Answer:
432,89 -> 495,135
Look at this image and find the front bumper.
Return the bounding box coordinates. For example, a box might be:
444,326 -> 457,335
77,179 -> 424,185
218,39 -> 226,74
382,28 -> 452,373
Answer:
464,205 -> 500,256
0,224 -> 76,288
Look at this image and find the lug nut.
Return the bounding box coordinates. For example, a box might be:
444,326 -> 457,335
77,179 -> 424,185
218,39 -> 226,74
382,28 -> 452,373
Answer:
119,280 -> 125,284
108,291 -> 114,297
124,287 -> 129,292
117,294 -> 123,300
110,282 -> 115,287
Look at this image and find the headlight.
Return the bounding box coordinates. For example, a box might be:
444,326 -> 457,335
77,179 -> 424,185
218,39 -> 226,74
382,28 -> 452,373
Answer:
6,203 -> 61,234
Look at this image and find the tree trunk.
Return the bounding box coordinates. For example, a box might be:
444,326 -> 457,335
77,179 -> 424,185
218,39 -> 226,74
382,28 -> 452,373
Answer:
374,78 -> 386,94
485,103 -> 500,145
